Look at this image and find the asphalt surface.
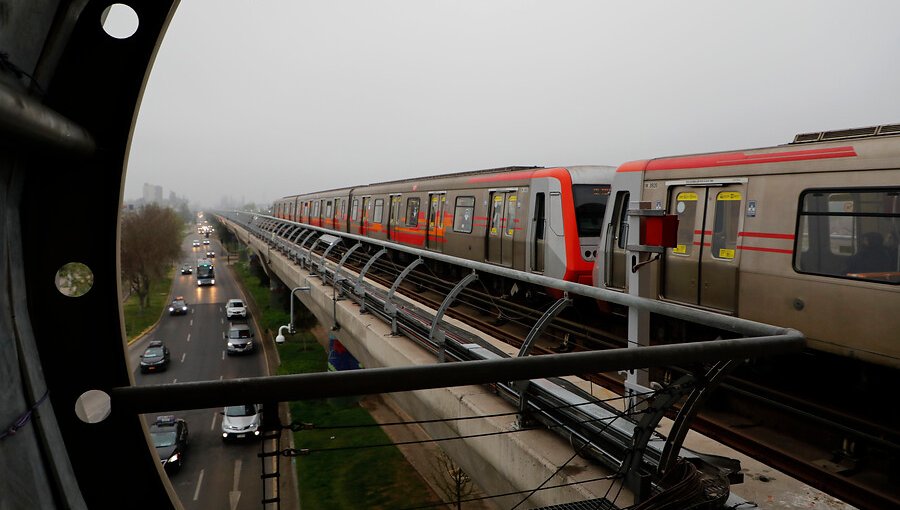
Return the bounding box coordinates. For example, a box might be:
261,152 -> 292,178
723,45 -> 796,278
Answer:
130,232 -> 273,510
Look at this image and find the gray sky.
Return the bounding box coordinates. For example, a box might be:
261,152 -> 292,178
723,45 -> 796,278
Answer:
122,1 -> 900,209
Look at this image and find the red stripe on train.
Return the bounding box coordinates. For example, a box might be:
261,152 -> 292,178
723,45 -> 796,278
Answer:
618,146 -> 856,172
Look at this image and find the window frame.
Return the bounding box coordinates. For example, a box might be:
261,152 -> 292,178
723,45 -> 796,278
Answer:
453,196 -> 476,233
793,186 -> 899,285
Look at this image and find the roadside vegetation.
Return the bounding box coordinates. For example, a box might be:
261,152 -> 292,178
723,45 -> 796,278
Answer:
229,248 -> 439,510
122,274 -> 173,342
121,204 -> 184,309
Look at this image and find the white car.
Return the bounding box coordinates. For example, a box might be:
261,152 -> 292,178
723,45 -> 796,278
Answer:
221,404 -> 262,441
191,240 -> 200,247
225,299 -> 247,319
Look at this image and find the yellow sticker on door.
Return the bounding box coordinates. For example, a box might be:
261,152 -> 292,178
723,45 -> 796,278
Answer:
673,244 -> 687,254
718,248 -> 735,259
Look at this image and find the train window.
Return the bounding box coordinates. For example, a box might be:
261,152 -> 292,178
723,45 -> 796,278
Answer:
504,194 -> 518,237
534,193 -> 546,240
711,191 -> 742,260
671,191 -> 698,256
453,196 -> 475,233
313,201 -> 320,217
406,198 -> 420,227
325,200 -> 333,218
795,188 -> 899,284
351,199 -> 359,221
572,185 -> 611,237
373,199 -> 385,224
490,195 -> 503,236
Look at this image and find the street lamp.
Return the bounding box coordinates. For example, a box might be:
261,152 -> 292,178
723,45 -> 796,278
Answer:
275,282 -> 311,344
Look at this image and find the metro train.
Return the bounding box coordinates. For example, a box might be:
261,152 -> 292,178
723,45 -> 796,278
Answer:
273,165 -> 616,292
273,123 -> 898,376
593,123 -> 900,372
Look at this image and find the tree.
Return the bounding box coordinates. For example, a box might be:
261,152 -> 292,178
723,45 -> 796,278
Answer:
121,204 -> 184,309
430,451 -> 474,509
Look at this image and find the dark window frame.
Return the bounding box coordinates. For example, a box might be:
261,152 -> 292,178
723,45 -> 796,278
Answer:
794,186 -> 899,285
453,196 -> 476,233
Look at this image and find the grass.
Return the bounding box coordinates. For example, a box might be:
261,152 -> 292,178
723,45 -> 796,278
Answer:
231,259 -> 439,510
122,274 -> 174,343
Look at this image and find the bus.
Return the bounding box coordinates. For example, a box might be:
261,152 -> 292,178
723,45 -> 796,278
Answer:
196,258 -> 215,286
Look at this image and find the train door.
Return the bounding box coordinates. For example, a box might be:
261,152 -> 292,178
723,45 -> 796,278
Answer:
663,182 -> 746,312
360,197 -> 371,236
603,191 -> 630,290
427,192 -> 446,252
487,190 -> 517,267
532,192 -> 545,272
388,194 -> 402,240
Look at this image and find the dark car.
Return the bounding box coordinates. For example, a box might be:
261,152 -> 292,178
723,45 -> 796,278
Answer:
140,342 -> 170,373
149,415 -> 189,473
168,297 -> 188,316
180,264 -> 193,275
206,251 -> 215,258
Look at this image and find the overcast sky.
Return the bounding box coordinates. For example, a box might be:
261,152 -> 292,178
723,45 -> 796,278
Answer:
121,1 -> 900,209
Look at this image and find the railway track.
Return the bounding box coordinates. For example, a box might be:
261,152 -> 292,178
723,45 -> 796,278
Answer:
323,244 -> 899,510
245,226 -> 897,509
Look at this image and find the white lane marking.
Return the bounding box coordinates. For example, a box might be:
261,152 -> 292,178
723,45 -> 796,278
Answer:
233,459 -> 242,489
222,332 -> 226,339
187,333 -> 191,343
219,375 -> 223,380
221,318 -> 224,325
229,460 -> 242,510
193,469 -> 205,501
190,319 -> 193,327
210,412 -> 218,431
173,378 -> 177,383
222,351 -> 225,360
181,353 -> 186,363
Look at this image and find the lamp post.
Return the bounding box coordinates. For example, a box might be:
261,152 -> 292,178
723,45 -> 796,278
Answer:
275,282 -> 311,343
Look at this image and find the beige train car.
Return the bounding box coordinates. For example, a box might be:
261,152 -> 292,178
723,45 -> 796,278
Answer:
594,124 -> 900,370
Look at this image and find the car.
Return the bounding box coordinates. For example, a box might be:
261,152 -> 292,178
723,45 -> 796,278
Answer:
192,240 -> 200,247
139,341 -> 170,373
180,264 -> 193,275
226,323 -> 254,355
221,404 -> 262,441
168,297 -> 188,316
202,239 -> 210,245
225,299 -> 247,319
206,251 -> 215,258
149,415 -> 189,473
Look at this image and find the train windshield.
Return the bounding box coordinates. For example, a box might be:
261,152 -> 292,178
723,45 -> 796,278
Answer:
572,185 -> 611,237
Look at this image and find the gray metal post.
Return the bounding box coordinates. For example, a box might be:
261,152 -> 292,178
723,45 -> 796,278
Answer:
318,239 -> 342,280
355,248 -> 388,313
385,258 -> 424,335
335,242 -> 364,298
430,271 -> 479,362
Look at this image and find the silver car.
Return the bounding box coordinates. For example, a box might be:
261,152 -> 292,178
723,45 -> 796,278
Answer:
221,404 -> 262,441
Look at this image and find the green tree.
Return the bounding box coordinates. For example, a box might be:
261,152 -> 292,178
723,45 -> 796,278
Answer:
121,204 -> 183,309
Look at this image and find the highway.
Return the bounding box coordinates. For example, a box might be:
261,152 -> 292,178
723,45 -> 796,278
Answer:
129,232 -> 274,510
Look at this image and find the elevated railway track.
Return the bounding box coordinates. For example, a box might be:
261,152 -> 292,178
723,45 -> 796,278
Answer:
234,212 -> 899,510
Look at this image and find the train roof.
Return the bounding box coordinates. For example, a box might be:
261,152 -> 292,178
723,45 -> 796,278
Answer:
618,122 -> 900,177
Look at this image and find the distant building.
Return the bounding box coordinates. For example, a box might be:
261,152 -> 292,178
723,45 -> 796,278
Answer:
143,183 -> 163,204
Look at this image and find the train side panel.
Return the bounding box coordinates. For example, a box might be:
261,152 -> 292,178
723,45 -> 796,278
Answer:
596,135 -> 900,369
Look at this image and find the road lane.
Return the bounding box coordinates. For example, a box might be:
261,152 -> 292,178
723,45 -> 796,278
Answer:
130,233 -> 272,510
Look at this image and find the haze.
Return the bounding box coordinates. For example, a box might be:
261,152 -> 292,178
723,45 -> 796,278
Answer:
122,1 -> 900,210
